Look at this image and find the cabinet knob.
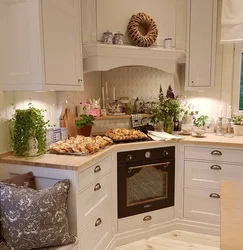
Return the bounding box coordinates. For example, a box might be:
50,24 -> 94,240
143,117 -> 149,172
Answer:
143,215 -> 152,221
94,165 -> 101,173
211,150 -> 222,156
163,150 -> 169,156
209,193 -> 220,199
94,183 -> 101,191
126,154 -> 133,161
211,165 -> 222,170
95,218 -> 102,227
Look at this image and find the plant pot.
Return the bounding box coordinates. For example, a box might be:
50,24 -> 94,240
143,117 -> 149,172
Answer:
233,124 -> 243,135
77,126 -> 92,137
163,117 -> 174,134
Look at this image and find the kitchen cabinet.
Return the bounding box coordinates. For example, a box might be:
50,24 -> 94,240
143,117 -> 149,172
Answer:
3,0 -> 83,91
183,145 -> 243,224
185,0 -> 217,90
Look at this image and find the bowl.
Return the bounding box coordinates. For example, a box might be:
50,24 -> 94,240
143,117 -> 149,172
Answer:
193,128 -> 205,136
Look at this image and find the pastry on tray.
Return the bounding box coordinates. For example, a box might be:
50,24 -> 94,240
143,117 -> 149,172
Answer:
105,128 -> 147,141
49,135 -> 113,155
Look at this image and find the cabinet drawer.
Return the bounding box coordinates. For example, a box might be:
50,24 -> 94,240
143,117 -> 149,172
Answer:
80,204 -> 112,250
118,207 -> 173,233
185,146 -> 243,164
78,156 -> 111,192
79,172 -> 111,228
185,161 -> 243,189
184,188 -> 220,223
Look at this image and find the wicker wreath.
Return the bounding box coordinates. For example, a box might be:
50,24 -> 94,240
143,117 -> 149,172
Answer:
127,12 -> 158,47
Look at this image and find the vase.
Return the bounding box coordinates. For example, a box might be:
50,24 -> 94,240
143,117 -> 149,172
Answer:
163,117 -> 174,134
77,126 -> 92,137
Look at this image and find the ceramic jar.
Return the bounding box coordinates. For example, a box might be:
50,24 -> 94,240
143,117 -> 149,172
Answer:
113,32 -> 124,45
103,31 -> 113,44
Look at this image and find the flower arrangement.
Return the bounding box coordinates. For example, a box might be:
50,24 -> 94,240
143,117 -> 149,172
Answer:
232,115 -> 243,125
151,85 -> 180,133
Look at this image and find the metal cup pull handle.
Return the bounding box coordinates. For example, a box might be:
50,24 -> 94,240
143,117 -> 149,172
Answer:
210,165 -> 222,170
209,193 -> 220,199
95,218 -> 102,227
211,150 -> 222,156
143,215 -> 152,221
94,165 -> 101,173
94,183 -> 101,191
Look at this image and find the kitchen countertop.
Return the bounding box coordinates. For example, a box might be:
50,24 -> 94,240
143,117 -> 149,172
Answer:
1,134 -> 243,170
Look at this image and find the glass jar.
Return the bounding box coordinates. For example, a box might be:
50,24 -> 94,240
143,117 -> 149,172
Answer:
163,117 -> 174,134
113,32 -> 124,45
102,31 -> 113,44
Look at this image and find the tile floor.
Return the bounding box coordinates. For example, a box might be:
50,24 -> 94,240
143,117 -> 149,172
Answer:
116,230 -> 220,250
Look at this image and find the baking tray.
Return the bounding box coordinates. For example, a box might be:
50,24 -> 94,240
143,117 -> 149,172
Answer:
109,137 -> 148,143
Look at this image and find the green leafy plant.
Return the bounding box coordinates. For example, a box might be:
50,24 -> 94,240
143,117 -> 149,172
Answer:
75,105 -> 95,128
193,115 -> 209,127
232,115 -> 243,125
10,103 -> 48,157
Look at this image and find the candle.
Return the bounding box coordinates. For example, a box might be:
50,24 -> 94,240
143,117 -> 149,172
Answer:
228,104 -> 232,118
105,82 -> 108,96
102,87 -> 105,100
113,87 -> 116,100
219,105 -> 223,117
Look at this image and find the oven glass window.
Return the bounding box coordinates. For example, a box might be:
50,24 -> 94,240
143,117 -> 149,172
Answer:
126,166 -> 168,207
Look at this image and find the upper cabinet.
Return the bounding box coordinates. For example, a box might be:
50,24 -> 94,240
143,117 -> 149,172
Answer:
3,0 -> 83,91
81,0 -> 186,74
185,0 -> 217,90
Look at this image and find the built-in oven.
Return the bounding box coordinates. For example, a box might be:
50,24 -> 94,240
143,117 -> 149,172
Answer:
117,146 -> 175,218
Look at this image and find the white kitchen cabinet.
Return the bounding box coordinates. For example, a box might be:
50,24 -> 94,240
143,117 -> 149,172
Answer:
3,0 -> 83,91
185,0 -> 217,90
183,145 -> 243,225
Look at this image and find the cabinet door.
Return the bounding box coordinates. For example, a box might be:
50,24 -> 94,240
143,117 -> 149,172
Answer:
41,0 -> 83,89
186,0 -> 217,90
3,0 -> 43,91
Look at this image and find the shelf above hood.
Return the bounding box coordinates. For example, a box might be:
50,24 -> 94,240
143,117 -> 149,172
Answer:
83,43 -> 185,74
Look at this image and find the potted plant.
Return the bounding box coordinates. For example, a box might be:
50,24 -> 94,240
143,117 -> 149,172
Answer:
10,104 -> 48,157
76,102 -> 95,137
151,85 -> 180,134
232,115 -> 243,135
193,115 -> 209,136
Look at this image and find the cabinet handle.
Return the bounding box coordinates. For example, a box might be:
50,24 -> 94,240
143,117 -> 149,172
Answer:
210,165 -> 222,170
94,183 -> 101,191
211,150 -> 222,156
94,165 -> 101,173
95,218 -> 102,227
78,79 -> 82,82
143,215 -> 152,221
209,193 -> 220,199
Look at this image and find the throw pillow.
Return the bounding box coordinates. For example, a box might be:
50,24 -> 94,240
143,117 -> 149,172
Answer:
0,179 -> 75,250
1,171 -> 36,189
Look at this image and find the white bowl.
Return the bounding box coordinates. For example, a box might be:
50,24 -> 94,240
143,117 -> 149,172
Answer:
193,128 -> 205,136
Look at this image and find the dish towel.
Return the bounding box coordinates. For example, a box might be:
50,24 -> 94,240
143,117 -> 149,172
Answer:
221,0 -> 243,43
147,131 -> 183,141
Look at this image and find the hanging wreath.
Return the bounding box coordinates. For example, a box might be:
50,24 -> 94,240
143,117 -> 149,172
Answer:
127,12 -> 158,47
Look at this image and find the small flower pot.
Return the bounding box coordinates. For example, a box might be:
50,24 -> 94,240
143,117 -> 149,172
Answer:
77,126 -> 92,137
233,124 -> 243,135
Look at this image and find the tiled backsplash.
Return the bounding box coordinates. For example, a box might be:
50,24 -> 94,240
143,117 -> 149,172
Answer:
102,66 -> 175,101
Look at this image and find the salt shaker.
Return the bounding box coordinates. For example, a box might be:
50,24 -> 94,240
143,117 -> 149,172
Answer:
113,32 -> 124,45
103,31 -> 113,44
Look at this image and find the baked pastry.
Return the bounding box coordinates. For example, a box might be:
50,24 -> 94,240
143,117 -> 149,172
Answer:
49,135 -> 113,154
105,128 -> 147,141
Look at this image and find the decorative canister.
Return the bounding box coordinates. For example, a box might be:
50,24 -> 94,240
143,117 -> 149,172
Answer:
103,30 -> 113,44
164,37 -> 172,49
113,32 -> 124,45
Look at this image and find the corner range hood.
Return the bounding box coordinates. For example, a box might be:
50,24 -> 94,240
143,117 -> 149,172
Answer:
83,43 -> 185,74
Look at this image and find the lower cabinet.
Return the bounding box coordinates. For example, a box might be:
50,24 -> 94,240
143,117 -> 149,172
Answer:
79,204 -> 112,250
184,188 -> 220,223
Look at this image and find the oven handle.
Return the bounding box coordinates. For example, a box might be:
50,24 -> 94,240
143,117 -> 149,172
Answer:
128,162 -> 170,173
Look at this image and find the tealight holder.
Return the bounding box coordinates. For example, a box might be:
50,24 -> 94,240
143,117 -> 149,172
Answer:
224,118 -> 234,138
216,117 -> 224,136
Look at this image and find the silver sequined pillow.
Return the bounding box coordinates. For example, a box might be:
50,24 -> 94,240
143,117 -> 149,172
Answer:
0,179 -> 75,250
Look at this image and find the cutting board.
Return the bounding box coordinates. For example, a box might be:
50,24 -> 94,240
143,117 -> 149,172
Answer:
60,108 -> 78,138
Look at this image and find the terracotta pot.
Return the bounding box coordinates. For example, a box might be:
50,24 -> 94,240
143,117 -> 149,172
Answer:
77,126 -> 92,137
233,124 -> 243,135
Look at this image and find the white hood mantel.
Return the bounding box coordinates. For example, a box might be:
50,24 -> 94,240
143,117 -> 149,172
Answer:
83,43 -> 185,74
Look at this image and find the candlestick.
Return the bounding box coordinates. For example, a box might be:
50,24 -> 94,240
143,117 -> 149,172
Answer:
105,82 -> 108,96
102,87 -> 105,109
224,118 -> 234,138
216,117 -> 224,136
113,87 -> 116,101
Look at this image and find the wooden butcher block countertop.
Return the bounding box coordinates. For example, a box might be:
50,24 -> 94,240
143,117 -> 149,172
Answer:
1,134 -> 243,170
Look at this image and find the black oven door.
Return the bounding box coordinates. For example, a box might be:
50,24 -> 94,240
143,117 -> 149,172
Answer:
118,158 -> 175,218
